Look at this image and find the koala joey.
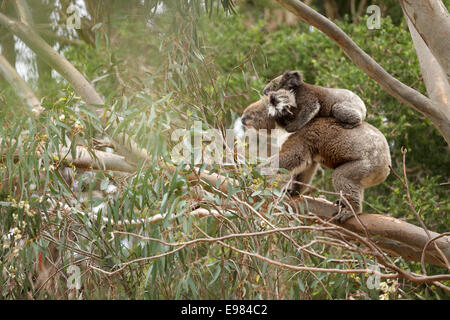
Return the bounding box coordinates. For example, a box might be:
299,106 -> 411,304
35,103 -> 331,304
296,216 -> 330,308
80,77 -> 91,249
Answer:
241,99 -> 391,223
264,70 -> 367,132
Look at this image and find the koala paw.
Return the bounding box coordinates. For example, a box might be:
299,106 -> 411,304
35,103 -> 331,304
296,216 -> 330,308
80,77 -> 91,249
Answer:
332,201 -> 358,223
287,189 -> 301,197
332,209 -> 356,223
269,103 -> 293,118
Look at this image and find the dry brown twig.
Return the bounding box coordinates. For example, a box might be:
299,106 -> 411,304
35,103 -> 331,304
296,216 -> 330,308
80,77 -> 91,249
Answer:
389,147 -> 450,272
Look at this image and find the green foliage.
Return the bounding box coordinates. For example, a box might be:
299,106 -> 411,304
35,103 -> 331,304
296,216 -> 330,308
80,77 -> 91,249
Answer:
0,2 -> 448,300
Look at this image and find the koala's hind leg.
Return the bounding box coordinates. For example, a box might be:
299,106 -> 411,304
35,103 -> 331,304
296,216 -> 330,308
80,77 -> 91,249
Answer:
331,161 -> 366,223
288,162 -> 319,196
331,102 -> 365,128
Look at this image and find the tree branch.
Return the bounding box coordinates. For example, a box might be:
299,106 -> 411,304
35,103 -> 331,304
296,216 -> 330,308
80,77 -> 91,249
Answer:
0,12 -> 104,106
400,0 -> 450,79
12,0 -> 33,26
58,145 -> 136,173
191,171 -> 450,268
0,12 -> 152,164
0,54 -> 44,116
404,12 -> 450,114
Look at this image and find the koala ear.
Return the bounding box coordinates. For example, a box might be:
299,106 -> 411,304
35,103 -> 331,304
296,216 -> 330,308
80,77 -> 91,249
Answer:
282,70 -> 303,89
289,71 -> 303,82
263,83 -> 274,95
263,75 -> 283,95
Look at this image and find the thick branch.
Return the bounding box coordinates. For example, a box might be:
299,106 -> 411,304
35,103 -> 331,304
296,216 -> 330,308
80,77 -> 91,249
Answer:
59,146 -> 136,173
0,54 -> 44,116
405,15 -> 450,113
338,213 -> 450,268
400,0 -> 450,79
191,171 -> 450,268
274,0 -> 450,145
284,195 -> 449,268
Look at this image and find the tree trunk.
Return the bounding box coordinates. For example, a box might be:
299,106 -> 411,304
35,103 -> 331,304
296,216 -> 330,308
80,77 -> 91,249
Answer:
400,0 -> 450,80
405,16 -> 450,120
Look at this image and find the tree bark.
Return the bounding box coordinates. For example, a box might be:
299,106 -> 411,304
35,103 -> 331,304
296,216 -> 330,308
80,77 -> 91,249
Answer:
59,146 -> 136,173
400,0 -> 450,80
274,0 -> 450,146
334,213 -> 450,268
405,16 -> 450,121
278,195 -> 449,268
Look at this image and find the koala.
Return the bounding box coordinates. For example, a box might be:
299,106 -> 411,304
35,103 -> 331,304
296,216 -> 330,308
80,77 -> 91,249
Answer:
264,70 -> 367,131
241,99 -> 391,223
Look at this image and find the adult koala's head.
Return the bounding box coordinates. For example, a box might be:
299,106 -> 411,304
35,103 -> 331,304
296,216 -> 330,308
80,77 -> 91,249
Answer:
240,98 -> 276,131
263,70 -> 303,95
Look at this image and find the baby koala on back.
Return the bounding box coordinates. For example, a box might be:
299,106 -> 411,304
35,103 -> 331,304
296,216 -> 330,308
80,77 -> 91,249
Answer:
264,70 -> 367,132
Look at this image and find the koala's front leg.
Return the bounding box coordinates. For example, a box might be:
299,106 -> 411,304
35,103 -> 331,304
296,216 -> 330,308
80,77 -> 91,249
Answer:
285,101 -> 320,132
278,137 -> 313,176
288,162 -> 319,196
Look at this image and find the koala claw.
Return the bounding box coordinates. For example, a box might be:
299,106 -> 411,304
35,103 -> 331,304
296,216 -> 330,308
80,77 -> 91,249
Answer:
332,200 -> 357,223
332,208 -> 357,223
278,105 -> 294,117
287,189 -> 300,197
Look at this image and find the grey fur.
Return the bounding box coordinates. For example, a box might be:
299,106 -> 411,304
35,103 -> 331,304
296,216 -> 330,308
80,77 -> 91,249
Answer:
264,71 -> 367,132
